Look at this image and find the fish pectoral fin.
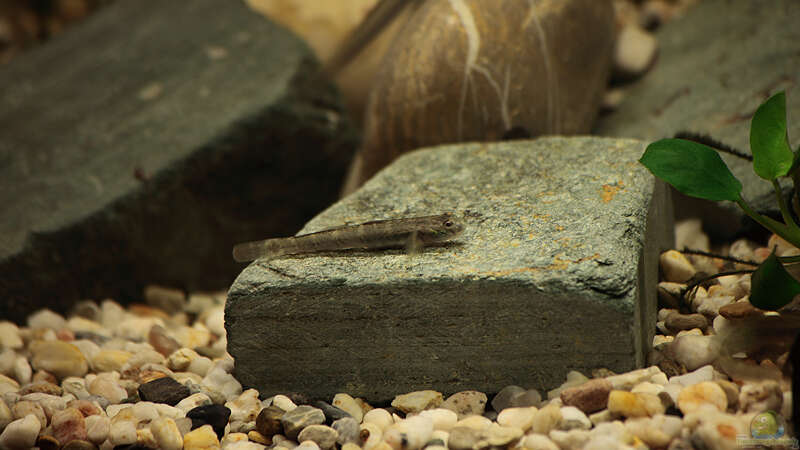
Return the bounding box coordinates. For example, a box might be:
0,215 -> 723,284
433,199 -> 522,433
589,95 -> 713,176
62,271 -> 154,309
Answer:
406,231 -> 423,255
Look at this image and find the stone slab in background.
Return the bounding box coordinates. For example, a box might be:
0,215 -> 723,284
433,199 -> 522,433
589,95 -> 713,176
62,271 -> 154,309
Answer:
226,136 -> 673,402
0,0 -> 359,324
596,0 -> 800,238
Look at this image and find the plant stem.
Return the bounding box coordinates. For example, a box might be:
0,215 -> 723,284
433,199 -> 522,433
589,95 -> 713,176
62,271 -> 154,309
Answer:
779,255 -> 800,264
772,179 -> 800,229
736,196 -> 800,246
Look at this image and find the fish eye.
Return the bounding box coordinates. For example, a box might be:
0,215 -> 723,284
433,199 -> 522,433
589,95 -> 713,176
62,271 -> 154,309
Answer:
444,220 -> 453,227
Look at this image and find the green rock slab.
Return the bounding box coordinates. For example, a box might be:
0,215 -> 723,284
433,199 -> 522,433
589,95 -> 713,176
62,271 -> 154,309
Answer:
226,137 -> 673,402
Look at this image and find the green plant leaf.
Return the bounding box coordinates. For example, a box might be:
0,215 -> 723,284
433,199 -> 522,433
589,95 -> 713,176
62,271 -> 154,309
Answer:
639,139 -> 742,201
751,91 -> 793,180
750,250 -> 800,310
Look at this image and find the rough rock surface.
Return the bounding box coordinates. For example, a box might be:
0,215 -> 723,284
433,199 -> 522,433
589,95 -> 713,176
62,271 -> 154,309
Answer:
0,0 -> 358,323
227,137 -> 673,402
596,0 -> 800,237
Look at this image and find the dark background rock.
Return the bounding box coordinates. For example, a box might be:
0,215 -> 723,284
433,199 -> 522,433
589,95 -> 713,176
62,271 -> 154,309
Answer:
596,0 -> 800,239
0,0 -> 359,323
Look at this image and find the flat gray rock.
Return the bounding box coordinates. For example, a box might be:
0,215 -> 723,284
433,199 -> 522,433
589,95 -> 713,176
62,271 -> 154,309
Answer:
596,0 -> 800,237
226,136 -> 673,402
0,0 -> 358,323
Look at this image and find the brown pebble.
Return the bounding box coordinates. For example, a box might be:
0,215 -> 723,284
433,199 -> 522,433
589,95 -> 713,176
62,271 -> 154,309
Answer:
35,435 -> 60,450
128,303 -> 170,319
664,312 -> 708,332
255,405 -> 284,437
248,430 -> 272,445
57,328 -> 76,341
591,368 -> 616,378
19,380 -> 63,396
148,325 -> 181,357
560,378 -> 612,414
67,399 -> 102,417
658,359 -> 686,378
714,380 -> 740,411
61,439 -> 98,450
32,370 -> 58,384
719,301 -> 763,319
137,376 -> 190,405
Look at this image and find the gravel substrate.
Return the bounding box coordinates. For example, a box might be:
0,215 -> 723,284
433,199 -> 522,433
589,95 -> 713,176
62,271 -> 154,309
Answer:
0,218 -> 796,449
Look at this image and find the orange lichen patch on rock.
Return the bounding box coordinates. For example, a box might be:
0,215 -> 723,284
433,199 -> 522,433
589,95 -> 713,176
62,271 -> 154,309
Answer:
600,181 -> 625,203
717,423 -> 738,440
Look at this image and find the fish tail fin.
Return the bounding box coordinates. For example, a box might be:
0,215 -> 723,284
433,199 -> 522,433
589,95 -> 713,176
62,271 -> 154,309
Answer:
232,240 -> 275,262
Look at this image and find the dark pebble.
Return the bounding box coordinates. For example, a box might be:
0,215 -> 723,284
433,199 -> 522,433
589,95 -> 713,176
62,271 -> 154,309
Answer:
425,438 -> 446,447
280,405 -> 325,440
73,331 -> 110,345
312,400 -> 352,423
62,440 -> 98,450
482,410 -> 498,421
36,435 -> 60,450
187,404 -> 231,439
286,392 -> 311,405
255,405 -> 285,437
137,377 -> 190,405
491,385 -> 525,412
70,301 -> 101,321
384,406 -> 404,418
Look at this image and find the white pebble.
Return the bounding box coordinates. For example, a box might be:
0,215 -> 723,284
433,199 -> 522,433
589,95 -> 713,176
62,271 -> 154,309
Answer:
454,414 -> 492,431
176,393 -> 213,414
359,422 -> 383,449
558,406 -> 591,430
202,365 -> 242,401
0,414 -> 41,449
669,364 -> 714,386
417,408 -> 458,432
100,299 -> 127,329
624,414 -> 682,448
296,440 -> 321,450
497,406 -> 536,431
27,309 -> 66,330
613,24 -> 658,79
659,250 -> 696,283
12,356 -> 31,385
188,356 -> 213,377
363,408 -> 394,430
85,414 -> 110,445
0,322 -> 22,349
0,398 -> 12,430
88,373 -> 128,404
109,418 -> 138,445
531,402 -> 562,434
205,305 -> 226,336
227,389 -> 262,424
696,295 -> 735,317
605,366 -> 662,390
132,401 -> 160,422
383,415 -> 433,450
151,416 -> 183,450
272,394 -> 298,412
332,393 -> 364,423
549,428 -> 590,449
519,432 -> 559,450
